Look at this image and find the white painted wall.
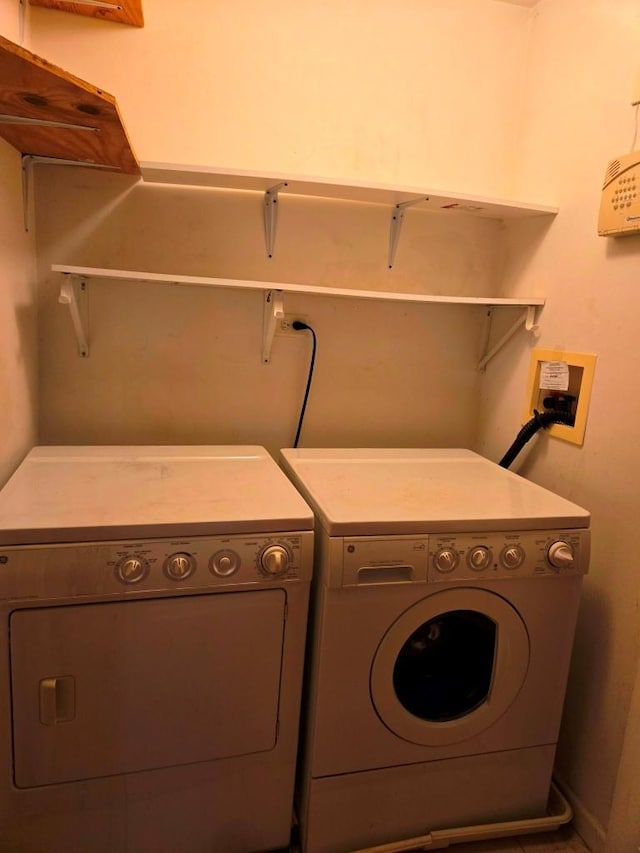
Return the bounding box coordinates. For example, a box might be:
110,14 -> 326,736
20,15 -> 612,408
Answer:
0,6 -> 38,486
477,1 -> 640,849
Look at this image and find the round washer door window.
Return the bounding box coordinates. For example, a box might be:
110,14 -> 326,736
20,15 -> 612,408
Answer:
370,588 -> 530,747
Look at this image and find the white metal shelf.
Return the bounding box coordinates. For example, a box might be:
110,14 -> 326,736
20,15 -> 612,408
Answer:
140,162 -> 558,219
53,264 -> 545,369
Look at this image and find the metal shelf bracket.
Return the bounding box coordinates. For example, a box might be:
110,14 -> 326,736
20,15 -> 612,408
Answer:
21,154 -> 110,232
478,305 -> 540,372
262,289 -> 284,364
59,276 -> 89,357
388,197 -> 429,269
264,182 -> 288,259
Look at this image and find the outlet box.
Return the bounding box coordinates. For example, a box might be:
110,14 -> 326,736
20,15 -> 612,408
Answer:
276,314 -> 309,336
524,349 -> 597,446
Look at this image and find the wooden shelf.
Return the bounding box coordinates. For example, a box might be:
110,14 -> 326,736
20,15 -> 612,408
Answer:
0,34 -> 139,174
29,0 -> 144,28
140,162 -> 558,220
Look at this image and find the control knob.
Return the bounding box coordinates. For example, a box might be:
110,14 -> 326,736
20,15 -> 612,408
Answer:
468,546 -> 491,571
547,540 -> 575,570
501,544 -> 525,570
210,550 -> 240,577
164,552 -> 195,580
434,548 -> 459,574
116,556 -> 148,584
260,544 -> 291,576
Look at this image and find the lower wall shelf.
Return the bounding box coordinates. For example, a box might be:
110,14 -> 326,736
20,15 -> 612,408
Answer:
52,264 -> 545,367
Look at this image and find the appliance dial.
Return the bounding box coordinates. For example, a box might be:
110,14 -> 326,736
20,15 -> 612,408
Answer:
115,556 -> 148,584
164,552 -> 195,580
210,550 -> 241,577
434,547 -> 459,574
547,540 -> 575,569
260,544 -> 291,577
500,545 -> 525,570
467,546 -> 491,571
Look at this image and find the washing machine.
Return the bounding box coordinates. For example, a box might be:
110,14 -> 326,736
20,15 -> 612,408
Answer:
279,447 -> 590,853
0,445 -> 314,853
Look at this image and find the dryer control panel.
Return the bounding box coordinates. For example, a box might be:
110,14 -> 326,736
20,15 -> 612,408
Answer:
0,530 -> 314,603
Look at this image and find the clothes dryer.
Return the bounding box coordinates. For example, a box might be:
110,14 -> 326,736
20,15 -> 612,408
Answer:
0,446 -> 314,853
280,448 -> 590,853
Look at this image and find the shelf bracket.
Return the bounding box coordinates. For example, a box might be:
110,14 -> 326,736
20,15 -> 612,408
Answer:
263,182 -> 288,259
18,0 -> 26,43
478,305 -> 540,372
388,197 -> 429,269
21,155 -> 111,232
262,289 -> 284,364
58,276 -> 89,358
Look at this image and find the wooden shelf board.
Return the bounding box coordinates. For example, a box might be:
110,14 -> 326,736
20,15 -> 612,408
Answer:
0,35 -> 140,174
29,0 -> 144,28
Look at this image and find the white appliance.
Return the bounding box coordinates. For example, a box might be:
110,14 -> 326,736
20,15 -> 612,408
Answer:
280,448 -> 590,853
0,445 -> 314,853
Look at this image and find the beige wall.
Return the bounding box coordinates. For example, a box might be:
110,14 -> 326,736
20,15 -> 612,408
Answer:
30,0 -> 534,455
477,0 -> 640,849
34,167 -> 503,453
0,7 -> 38,487
28,0 -> 533,196
17,0 -> 640,849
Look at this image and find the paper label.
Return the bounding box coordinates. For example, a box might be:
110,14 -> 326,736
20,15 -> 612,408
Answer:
539,361 -> 570,391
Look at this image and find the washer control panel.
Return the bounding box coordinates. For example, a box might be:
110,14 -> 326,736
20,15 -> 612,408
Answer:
429,529 -> 589,582
0,531 -> 313,601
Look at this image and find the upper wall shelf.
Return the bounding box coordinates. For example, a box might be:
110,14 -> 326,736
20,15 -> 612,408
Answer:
29,0 -> 144,27
141,162 -> 558,220
0,35 -> 140,173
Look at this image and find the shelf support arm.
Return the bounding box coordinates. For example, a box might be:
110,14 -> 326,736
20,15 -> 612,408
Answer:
262,289 -> 284,364
21,155 -> 112,232
478,305 -> 540,372
58,276 -> 89,358
264,182 -> 288,259
388,197 -> 429,269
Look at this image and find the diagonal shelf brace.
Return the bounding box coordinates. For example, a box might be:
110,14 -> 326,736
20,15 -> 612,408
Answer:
263,181 -> 288,259
388,197 -> 429,269
478,305 -> 539,372
58,275 -> 89,357
262,289 -> 284,364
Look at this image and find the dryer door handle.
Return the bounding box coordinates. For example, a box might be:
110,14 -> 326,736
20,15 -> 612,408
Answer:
39,676 -> 76,726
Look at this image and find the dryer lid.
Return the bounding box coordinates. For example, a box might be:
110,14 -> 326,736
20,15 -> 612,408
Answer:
0,446 -> 314,545
279,448 -> 590,536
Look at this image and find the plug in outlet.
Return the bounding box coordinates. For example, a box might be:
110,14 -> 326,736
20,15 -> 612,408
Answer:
277,314 -> 309,336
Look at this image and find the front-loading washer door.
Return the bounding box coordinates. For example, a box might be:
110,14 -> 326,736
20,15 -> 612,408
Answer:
10,590 -> 286,788
370,588 -> 529,746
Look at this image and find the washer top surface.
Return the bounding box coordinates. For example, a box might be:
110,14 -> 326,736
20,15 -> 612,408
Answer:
280,448 -> 590,535
0,446 -> 314,545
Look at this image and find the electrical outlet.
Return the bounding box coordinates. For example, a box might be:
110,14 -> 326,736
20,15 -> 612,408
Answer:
276,314 -> 309,336
524,349 -> 597,446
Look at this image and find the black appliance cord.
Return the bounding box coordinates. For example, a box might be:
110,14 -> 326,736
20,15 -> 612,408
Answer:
292,321 -> 317,448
